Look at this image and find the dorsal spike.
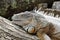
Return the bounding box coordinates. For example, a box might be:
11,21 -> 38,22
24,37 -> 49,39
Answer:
48,13 -> 51,16
44,12 -> 48,15
59,17 -> 60,19
37,7 -> 42,12
33,7 -> 37,13
52,13 -> 54,17
55,14 -> 59,18
49,13 -> 55,17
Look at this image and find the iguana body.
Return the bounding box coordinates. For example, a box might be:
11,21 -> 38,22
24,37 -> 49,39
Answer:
36,9 -> 60,40
12,9 -> 60,40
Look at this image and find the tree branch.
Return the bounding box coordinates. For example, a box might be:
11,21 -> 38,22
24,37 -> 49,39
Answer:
0,16 -> 39,40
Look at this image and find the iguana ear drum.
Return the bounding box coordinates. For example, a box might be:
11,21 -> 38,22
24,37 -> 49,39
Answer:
27,27 -> 36,34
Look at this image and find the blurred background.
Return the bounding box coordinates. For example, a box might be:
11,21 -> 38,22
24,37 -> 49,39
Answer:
0,0 -> 60,20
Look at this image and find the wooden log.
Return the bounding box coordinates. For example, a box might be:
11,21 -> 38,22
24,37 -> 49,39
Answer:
0,16 -> 39,40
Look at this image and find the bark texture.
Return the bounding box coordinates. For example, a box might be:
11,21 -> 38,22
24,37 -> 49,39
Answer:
0,16 -> 39,40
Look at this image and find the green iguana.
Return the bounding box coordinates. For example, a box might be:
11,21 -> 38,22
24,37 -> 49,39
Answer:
12,8 -> 60,40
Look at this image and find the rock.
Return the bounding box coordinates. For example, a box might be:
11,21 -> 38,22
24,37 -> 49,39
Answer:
52,1 -> 60,10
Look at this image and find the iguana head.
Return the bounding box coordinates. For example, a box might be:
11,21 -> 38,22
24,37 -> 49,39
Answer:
12,11 -> 49,34
12,11 -> 46,26
12,11 -> 33,26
